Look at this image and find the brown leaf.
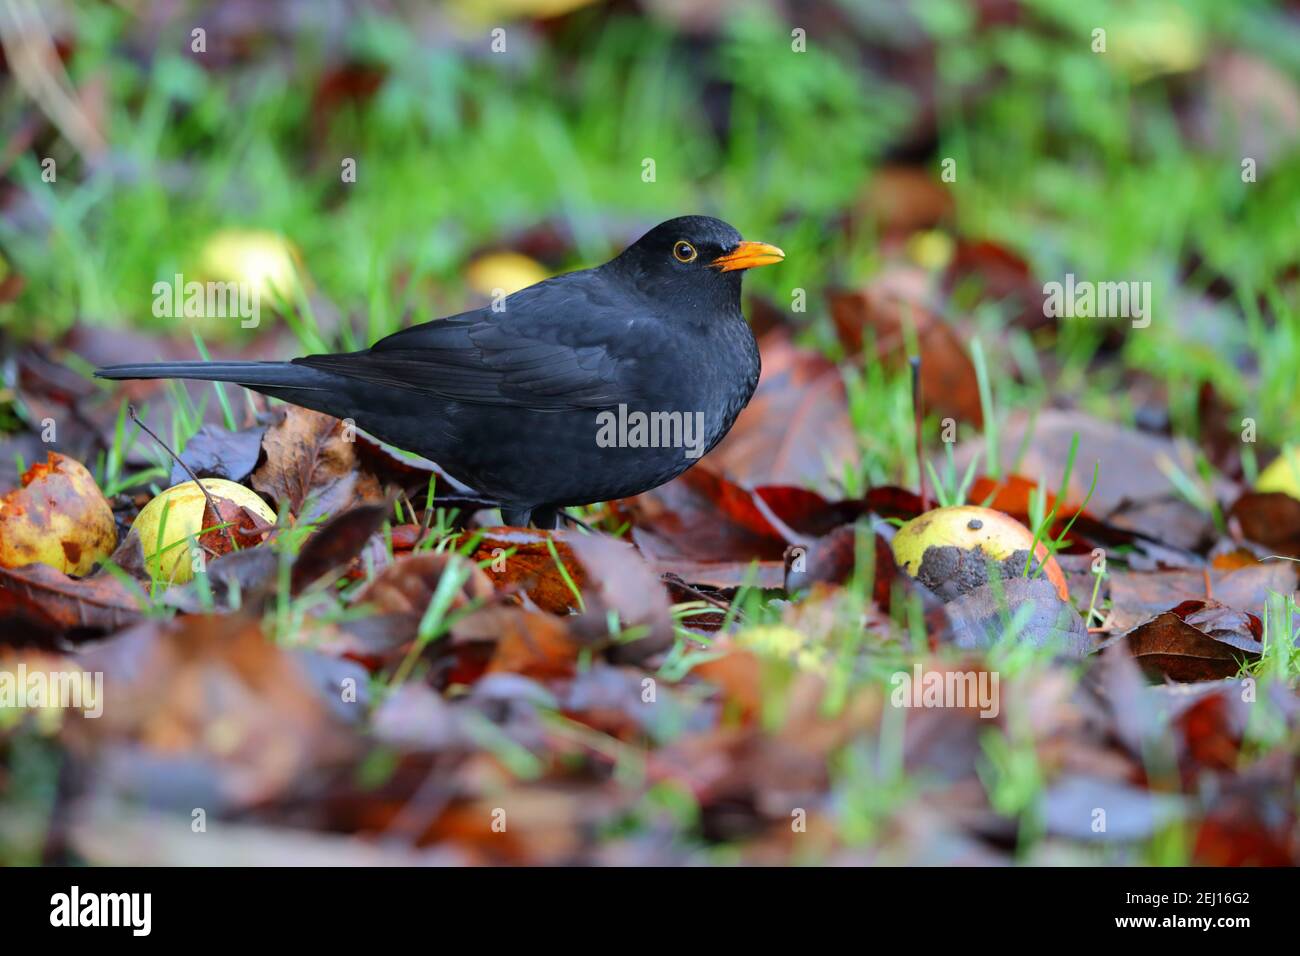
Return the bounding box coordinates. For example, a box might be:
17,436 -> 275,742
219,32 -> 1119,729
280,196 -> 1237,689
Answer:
858,166 -> 954,235
171,423 -> 266,486
566,533 -> 675,663
616,466 -> 864,588
936,576 -> 1090,657
470,527 -> 587,613
704,329 -> 857,492
0,561 -> 144,639
956,409 -> 1233,541
783,523 -> 900,611
942,238 -> 1047,332
290,500 -> 391,593
252,406 -> 381,521
70,616 -> 354,807
1195,381 -> 1242,479
1191,757 -> 1299,865
1104,563 -> 1294,632
1171,683 -> 1250,774
691,647 -> 768,724
1228,491 -> 1300,557
162,546 -> 279,615
829,277 -> 982,425
472,605 -> 587,678
350,551 -> 496,648
1122,600 -> 1261,682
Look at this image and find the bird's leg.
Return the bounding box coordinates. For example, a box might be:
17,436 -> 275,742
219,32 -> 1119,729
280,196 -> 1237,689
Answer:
528,505 -> 561,530
499,505 -> 573,530
500,506 -> 535,528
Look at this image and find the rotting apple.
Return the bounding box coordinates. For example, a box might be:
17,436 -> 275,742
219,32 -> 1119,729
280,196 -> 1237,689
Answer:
0,453 -> 117,576
890,504 -> 1069,603
133,478 -> 277,585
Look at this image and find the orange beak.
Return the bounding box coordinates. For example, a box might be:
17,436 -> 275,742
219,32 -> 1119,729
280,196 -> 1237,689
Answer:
709,240 -> 785,272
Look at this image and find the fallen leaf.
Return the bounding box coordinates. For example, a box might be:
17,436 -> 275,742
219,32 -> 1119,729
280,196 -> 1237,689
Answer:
858,166 -> 954,235
829,275 -> 982,425
937,576 -> 1091,657
470,527 -> 587,613
0,561 -> 144,639
942,238 -> 1042,322
1121,599 -> 1261,681
252,406 -> 381,521
70,616 -> 355,808
1228,491 -> 1300,557
478,605 -> 587,679
566,533 -> 675,663
616,466 -> 863,588
290,500 -> 391,593
705,329 -> 857,492
351,551 -> 496,645
955,408 -> 1234,527
1104,563 -> 1294,632
171,423 -> 267,486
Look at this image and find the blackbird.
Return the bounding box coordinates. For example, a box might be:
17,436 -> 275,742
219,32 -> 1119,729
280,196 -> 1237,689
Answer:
96,215 -> 783,527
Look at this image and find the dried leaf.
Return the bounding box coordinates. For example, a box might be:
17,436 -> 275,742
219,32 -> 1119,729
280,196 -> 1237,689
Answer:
1121,599 -> 1261,681
171,423 -> 267,486
0,561 -> 144,639
252,406 -> 381,521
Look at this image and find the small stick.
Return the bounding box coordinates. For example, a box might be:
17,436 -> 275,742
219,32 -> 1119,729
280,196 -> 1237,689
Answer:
911,356 -> 928,512
1202,566 -> 1213,602
128,404 -> 234,551
559,509 -> 596,533
660,572 -> 747,624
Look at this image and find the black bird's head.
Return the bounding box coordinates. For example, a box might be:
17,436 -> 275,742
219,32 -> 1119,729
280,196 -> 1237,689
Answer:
608,215 -> 784,312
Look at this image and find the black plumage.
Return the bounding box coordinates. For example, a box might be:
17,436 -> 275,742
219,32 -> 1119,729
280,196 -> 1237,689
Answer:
97,215 -> 783,527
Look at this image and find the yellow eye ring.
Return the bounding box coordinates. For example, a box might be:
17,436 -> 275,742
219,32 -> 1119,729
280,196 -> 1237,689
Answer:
673,240 -> 697,263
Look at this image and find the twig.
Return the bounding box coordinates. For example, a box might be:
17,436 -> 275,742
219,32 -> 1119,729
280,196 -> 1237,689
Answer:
660,572 -> 747,624
128,404 -> 235,551
559,509 -> 596,533
911,355 -> 928,512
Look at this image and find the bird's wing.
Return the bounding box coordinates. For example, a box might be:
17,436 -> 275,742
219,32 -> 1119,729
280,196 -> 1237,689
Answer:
291,271 -> 642,410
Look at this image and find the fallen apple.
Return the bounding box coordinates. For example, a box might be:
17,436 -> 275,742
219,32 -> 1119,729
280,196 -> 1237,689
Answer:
891,504 -> 1069,603
133,478 -> 277,585
1255,447 -> 1300,502
0,453 -> 117,575
465,251 -> 549,298
197,228 -> 302,304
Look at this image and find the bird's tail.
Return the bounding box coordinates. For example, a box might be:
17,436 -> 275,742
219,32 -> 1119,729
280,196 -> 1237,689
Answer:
95,361 -> 330,391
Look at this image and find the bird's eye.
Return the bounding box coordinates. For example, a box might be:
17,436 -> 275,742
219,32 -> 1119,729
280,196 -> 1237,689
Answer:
672,240 -> 697,263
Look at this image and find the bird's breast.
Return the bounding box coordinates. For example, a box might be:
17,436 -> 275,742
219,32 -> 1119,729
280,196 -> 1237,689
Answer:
628,312 -> 759,449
